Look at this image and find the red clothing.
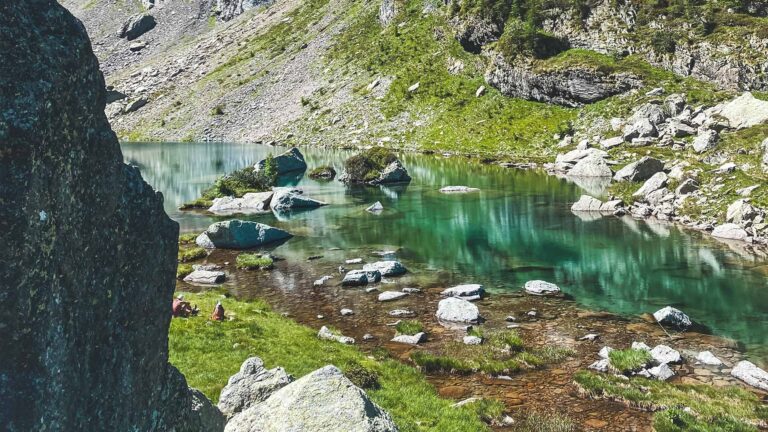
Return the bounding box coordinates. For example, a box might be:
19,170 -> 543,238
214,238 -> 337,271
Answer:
172,298 -> 183,317
211,304 -> 225,321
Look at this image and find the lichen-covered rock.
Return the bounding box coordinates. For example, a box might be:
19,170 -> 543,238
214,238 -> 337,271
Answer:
224,365 -> 398,432
197,220 -> 292,249
0,2 -> 221,430
218,357 -> 293,419
726,199 -> 759,224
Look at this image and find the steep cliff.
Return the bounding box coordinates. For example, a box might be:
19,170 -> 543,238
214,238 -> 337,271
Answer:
0,1 -> 222,430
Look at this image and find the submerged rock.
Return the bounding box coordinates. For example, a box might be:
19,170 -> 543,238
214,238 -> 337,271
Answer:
218,357 -> 293,419
378,291 -> 408,302
224,365 -> 398,432
196,220 -> 292,249
524,280 -> 561,296
342,269 -> 382,286
440,186 -> 480,193
363,261 -> 407,276
731,361 -> 768,391
653,306 -> 692,330
271,188 -> 327,212
436,297 -> 481,323
366,201 -> 384,212
255,147 -> 307,175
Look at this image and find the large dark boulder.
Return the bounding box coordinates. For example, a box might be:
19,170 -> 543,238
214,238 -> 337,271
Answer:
118,13 -> 156,40
0,1 -> 221,431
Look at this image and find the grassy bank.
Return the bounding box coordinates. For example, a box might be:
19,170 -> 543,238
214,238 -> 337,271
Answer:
169,291 -> 503,431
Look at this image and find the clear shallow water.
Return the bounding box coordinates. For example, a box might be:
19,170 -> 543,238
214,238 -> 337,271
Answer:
123,141 -> 768,350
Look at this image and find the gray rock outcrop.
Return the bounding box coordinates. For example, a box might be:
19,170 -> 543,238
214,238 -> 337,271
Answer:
196,220 -> 292,249
218,357 -> 293,419
214,0 -> 272,22
255,147 -> 307,175
224,365 -> 398,432
613,156 -> 664,182
0,2 -> 221,430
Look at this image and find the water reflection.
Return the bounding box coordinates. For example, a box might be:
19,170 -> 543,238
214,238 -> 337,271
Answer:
122,141 -> 768,348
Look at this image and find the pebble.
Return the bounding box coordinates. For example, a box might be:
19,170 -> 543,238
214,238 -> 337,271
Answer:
340,308 -> 354,316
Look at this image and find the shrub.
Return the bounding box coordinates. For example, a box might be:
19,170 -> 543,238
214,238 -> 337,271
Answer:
650,31 -> 677,54
342,147 -> 398,183
344,364 -> 380,390
236,253 -> 274,270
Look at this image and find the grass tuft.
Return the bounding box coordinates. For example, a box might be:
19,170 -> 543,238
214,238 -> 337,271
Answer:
396,320 -> 424,335
236,253 -> 274,270
608,348 -> 652,373
178,246 -> 207,262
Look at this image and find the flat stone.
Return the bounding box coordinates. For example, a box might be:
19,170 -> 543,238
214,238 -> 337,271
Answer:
391,332 -> 426,344
441,284 -> 484,299
696,351 -> 723,366
183,270 -> 225,285
378,291 -> 408,302
524,280 -> 561,296
712,223 -> 749,241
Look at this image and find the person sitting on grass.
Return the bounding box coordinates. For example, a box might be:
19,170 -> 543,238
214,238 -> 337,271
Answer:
172,295 -> 198,318
211,301 -> 225,321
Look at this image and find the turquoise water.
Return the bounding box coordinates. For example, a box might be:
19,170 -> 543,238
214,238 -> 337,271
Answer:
122,141 -> 768,350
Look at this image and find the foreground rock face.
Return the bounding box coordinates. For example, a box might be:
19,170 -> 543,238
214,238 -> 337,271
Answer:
225,365 -> 398,432
0,2 -> 220,430
218,357 -> 293,419
196,220 -> 292,249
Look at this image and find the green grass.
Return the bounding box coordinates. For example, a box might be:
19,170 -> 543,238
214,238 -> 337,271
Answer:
176,264 -> 193,279
410,329 -> 572,375
179,233 -> 198,244
575,371 -> 768,431
178,246 -> 207,262
608,349 -> 652,373
395,320 -> 424,335
236,253 -> 274,270
169,291 -> 502,431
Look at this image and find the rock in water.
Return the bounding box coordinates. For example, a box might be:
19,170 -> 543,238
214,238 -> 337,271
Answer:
342,269 -> 382,286
0,3 -> 221,430
218,357 -> 293,419
255,147 -> 307,175
208,192 -> 273,215
436,297 -> 481,323
440,186 -> 480,193
712,223 -> 750,241
366,201 -> 384,212
224,365 -> 398,432
731,361 -> 768,391
391,333 -> 426,344
567,154 -> 613,177
363,260 -> 407,276
571,195 -> 603,212
653,306 -> 692,330
378,291 -> 408,302
197,220 -> 292,249
183,270 -> 226,285
524,280 -> 561,296
696,351 -> 723,366
270,188 -> 327,212
441,284 -> 484,300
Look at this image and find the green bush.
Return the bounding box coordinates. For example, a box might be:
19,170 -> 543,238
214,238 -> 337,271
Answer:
236,253 -> 274,270
650,31 -> 677,54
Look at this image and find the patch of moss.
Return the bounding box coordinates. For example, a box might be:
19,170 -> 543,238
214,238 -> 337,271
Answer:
176,264 -> 193,280
574,371 -> 768,431
236,253 -> 274,270
169,292 -> 498,431
179,233 -> 198,244
411,329 -> 572,375
608,348 -> 652,373
178,246 -> 207,262
395,320 -> 424,335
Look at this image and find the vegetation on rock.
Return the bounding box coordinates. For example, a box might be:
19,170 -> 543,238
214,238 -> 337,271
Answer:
343,147 -> 399,183
178,246 -> 207,262
235,253 -> 274,270
607,348 -> 653,373
182,155 -> 277,209
395,320 -> 424,335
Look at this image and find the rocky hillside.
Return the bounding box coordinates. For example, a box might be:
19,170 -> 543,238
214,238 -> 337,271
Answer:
62,0 -> 768,241
0,1 -> 222,430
